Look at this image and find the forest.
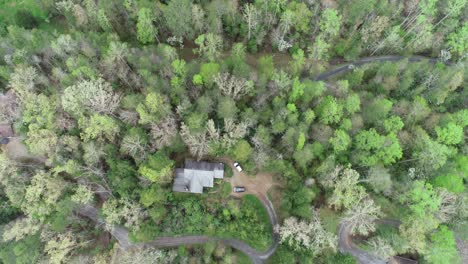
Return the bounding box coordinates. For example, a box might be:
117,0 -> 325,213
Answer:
0,0 -> 466,263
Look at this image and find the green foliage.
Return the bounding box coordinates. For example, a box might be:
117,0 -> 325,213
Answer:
140,184 -> 167,207
402,181 -> 441,218
105,147 -> 139,198
363,98 -> 393,125
296,132 -> 306,151
286,2 -> 312,33
446,23 -> 467,57
354,129 -> 402,166
424,225 -> 460,264
289,78 -> 305,102
432,174 -> 465,193
192,74 -> 203,85
79,114 -> 120,142
138,151 -> 175,185
217,97 -> 238,119
136,92 -> 169,125
0,193 -> 20,225
383,116 -> 404,133
345,93 -> 361,114
1,1 -> 467,261
289,49 -> 305,76
23,94 -> 56,130
185,112 -> 208,132
317,96 -> 344,125
330,129 -> 351,153
413,128 -> 455,171
158,195 -> 272,250
452,109 -> 468,127
319,9 -> 342,38
281,185 -> 315,218
199,62 -> 220,85
194,33 -> 223,61
231,140 -> 253,163
171,59 -> 187,77
163,0 -> 193,38
137,8 -> 156,44
0,234 -> 43,264
435,122 -> 463,145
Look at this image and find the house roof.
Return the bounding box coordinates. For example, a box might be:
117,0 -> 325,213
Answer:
173,160 -> 224,194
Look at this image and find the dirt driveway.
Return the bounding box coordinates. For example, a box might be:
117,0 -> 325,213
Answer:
217,157 -> 280,199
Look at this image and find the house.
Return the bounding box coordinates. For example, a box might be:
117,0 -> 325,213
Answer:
173,160 -> 224,194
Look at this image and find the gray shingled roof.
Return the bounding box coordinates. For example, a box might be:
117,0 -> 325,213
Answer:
173,160 -> 224,194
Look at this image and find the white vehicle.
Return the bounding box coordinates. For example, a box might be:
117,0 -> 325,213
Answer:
233,162 -> 243,172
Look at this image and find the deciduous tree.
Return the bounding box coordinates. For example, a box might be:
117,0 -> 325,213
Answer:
343,198 -> 383,236
138,151 -> 175,184
279,211 -> 337,253
137,8 -> 156,44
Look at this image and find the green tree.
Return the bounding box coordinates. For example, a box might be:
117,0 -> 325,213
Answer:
286,2 -> 312,34
138,151 -> 175,185
79,114 -> 120,142
327,167 -> 366,210
120,127 -> 149,163
435,122 -> 463,145
231,140 -> 252,163
446,22 -> 467,57
319,9 -> 341,38
289,49 -> 305,76
199,62 -> 220,85
162,0 -> 193,38
412,128 -> 455,171
136,92 -> 169,125
424,225 -> 460,264
432,174 -> 465,193
317,96 -> 344,125
345,93 -> 361,114
402,181 -> 441,218
363,98 -> 393,125
137,8 -> 156,44
194,33 -> 223,61
330,129 -> 351,153
296,132 -> 306,151
383,116 -> 404,133
217,97 -> 238,119
310,36 -> 331,60
140,185 -> 166,208
288,78 -> 305,103
354,129 -> 402,166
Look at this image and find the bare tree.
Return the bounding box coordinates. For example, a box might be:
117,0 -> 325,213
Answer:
279,210 -> 337,252
62,78 -> 121,115
242,4 -> 259,40
150,117 -> 178,150
368,237 -> 396,261
435,188 -> 458,223
214,73 -> 252,100
343,198 -> 383,236
179,123 -> 210,161
0,91 -> 19,123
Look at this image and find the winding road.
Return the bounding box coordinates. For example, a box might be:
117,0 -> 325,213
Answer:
79,193 -> 279,264
77,55 -> 445,264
